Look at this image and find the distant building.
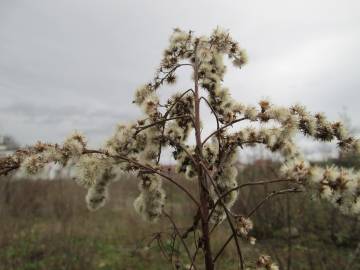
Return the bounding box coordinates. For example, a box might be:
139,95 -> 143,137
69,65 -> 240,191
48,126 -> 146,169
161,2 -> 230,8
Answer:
0,135 -> 18,157
0,135 -> 77,179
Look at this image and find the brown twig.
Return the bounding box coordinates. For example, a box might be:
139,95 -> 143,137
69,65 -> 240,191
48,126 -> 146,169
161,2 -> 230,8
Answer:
156,63 -> 194,86
210,179 -> 298,215
247,188 -> 303,218
134,115 -> 193,135
200,161 -> 244,270
213,234 -> 233,263
163,211 -> 198,270
202,117 -> 247,145
182,209 -> 201,239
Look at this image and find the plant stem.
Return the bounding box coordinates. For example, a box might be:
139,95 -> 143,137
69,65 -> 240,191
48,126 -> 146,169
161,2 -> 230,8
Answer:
193,42 -> 214,270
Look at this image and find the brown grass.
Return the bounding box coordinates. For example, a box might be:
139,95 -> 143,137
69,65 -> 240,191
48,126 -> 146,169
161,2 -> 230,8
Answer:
0,164 -> 359,269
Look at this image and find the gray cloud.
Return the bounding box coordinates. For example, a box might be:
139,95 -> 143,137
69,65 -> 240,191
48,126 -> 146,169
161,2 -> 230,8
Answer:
0,101 -> 138,146
0,0 -> 359,147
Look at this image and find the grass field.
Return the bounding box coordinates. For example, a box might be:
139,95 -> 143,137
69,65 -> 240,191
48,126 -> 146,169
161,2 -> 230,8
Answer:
1,163 -> 359,269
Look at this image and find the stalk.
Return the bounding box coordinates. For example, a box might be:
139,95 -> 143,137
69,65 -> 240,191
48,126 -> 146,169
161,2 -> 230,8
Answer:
193,43 -> 214,270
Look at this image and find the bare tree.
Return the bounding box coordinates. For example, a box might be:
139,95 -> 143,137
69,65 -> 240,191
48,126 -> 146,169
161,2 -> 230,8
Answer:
1,28 -> 360,270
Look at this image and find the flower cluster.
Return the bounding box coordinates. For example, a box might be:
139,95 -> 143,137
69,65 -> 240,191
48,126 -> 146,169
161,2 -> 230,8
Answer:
85,166 -> 114,211
75,154 -> 112,188
133,173 -> 166,222
210,148 -> 239,224
219,101 -> 360,216
134,84 -> 160,117
197,28 -> 248,124
235,216 -> 253,236
255,255 -> 279,270
235,216 -> 256,244
250,103 -> 360,215
105,121 -> 165,220
105,123 -> 144,158
173,145 -> 197,181
63,131 -> 87,159
281,159 -> 360,215
19,137 -> 83,176
167,92 -> 195,138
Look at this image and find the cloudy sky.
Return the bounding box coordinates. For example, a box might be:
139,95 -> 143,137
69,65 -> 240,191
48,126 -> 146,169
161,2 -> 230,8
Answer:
1,0 -> 360,150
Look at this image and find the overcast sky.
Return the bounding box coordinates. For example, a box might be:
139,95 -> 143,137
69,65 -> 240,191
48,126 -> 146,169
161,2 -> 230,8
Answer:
0,0 -> 359,150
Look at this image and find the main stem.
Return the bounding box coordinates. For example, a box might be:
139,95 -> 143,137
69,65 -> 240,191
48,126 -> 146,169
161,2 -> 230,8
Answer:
193,47 -> 214,270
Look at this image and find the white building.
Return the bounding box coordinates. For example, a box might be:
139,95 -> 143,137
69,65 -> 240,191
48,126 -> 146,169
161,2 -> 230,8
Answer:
0,135 -> 18,157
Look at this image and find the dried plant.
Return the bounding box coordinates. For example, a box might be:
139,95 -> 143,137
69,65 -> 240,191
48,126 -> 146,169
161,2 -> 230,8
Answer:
1,27 -> 360,270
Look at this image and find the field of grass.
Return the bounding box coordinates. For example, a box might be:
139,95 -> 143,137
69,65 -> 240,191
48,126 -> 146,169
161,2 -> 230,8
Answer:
0,162 -> 360,270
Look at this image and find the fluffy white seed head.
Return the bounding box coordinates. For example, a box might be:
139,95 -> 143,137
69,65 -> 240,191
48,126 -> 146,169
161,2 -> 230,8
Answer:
75,154 -> 112,188
280,158 -> 310,181
138,174 -> 162,192
86,184 -> 109,211
63,131 -> 87,158
21,154 -> 45,175
134,187 -> 166,222
236,216 -> 254,237
244,106 -> 258,121
134,84 -> 153,105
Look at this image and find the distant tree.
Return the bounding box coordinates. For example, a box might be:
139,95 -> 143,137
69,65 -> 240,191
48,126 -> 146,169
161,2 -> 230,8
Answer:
1,28 -> 360,270
0,135 -> 19,150
325,108 -> 360,168
339,107 -> 359,137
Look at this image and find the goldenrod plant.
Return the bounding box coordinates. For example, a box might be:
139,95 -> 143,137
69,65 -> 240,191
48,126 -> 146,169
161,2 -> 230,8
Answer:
1,28 -> 359,270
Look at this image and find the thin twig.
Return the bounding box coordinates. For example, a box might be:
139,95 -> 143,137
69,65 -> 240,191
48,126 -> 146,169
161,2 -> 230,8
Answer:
134,115 -> 193,135
164,89 -> 195,118
182,209 -> 201,239
166,137 -> 198,167
163,211 -> 198,270
247,188 -> 303,218
157,236 -> 171,262
169,232 -> 177,269
157,63 -> 193,85
189,244 -> 201,270
200,161 -> 244,270
202,117 -> 247,145
213,234 -> 233,263
157,88 -> 195,164
210,179 -> 298,214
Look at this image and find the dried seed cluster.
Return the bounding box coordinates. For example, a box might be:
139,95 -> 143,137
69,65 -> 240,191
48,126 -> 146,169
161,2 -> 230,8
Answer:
1,27 -> 360,255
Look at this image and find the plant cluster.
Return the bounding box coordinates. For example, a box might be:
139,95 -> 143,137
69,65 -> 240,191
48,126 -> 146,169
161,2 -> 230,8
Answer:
1,27 -> 359,270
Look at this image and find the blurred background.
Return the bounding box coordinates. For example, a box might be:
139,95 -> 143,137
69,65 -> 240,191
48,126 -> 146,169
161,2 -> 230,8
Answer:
1,0 -> 360,269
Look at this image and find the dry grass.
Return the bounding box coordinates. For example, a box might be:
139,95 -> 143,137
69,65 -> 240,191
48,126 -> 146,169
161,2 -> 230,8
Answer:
0,164 -> 359,269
